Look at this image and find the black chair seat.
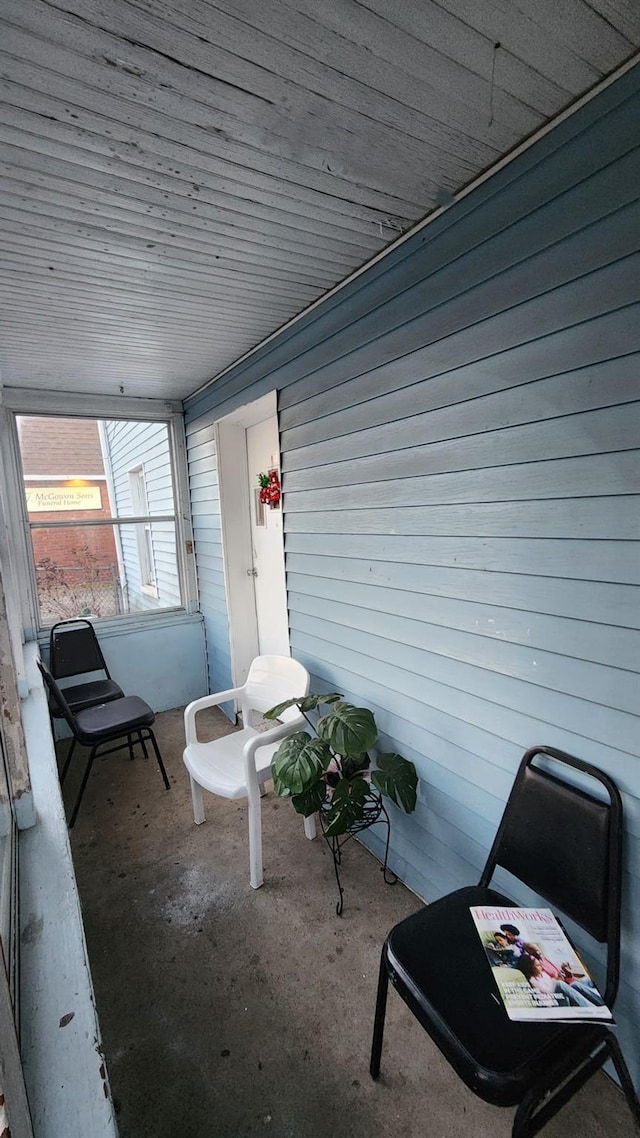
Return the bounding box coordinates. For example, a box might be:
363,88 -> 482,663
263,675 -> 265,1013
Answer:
48,618 -> 124,716
74,696 -> 155,746
370,746 -> 640,1137
385,883 -> 606,1107
37,657 -> 170,828
51,678 -> 124,716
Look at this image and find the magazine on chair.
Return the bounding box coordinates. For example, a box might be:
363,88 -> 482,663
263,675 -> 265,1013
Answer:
469,906 -> 613,1022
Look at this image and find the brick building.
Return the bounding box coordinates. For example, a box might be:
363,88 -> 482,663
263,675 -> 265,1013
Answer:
17,416 -> 121,620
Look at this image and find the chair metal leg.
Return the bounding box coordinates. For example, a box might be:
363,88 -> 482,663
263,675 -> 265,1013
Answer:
511,1035 -> 638,1138
370,949 -> 389,1080
248,799 -> 263,890
138,729 -> 149,759
60,737 -> 76,785
127,733 -> 135,762
69,746 -> 98,828
607,1032 -> 640,1129
147,729 -> 170,790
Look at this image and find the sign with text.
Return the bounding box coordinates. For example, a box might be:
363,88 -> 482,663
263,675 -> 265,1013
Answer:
25,485 -> 103,512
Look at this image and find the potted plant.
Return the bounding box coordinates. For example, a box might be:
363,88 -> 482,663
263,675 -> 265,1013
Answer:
264,692 -> 418,837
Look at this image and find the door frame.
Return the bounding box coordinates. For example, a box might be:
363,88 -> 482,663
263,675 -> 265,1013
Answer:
214,390 -> 289,688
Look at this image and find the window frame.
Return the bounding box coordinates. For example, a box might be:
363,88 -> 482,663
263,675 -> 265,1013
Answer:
128,464 -> 158,597
0,574 -> 34,1138
1,392 -> 197,636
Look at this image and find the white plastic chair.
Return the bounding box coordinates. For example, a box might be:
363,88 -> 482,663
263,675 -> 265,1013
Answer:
183,655 -> 315,889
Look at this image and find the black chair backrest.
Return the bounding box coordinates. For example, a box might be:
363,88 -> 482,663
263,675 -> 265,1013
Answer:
49,619 -> 111,679
37,657 -> 78,735
480,745 -> 622,1004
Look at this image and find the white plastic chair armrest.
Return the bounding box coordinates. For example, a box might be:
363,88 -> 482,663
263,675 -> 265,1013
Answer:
242,715 -> 304,791
184,686 -> 244,744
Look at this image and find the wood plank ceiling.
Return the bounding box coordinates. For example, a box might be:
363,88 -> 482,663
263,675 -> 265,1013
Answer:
0,0 -> 639,400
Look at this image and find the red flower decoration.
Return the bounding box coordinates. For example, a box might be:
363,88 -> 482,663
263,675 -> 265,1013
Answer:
258,469 -> 281,507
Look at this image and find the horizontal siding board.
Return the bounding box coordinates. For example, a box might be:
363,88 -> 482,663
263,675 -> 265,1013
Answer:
190,524 -> 223,545
289,650 -> 517,806
202,595 -> 230,623
188,470 -> 219,492
186,416 -> 226,699
195,571 -> 226,600
187,438 -> 217,462
288,647 -> 640,841
289,612 -> 638,751
283,407 -> 637,477
284,496 -> 637,539
284,451 -> 639,507
269,191 -> 640,416
200,257 -> 640,430
289,634 -> 640,819
193,535 -> 223,566
189,488 -> 221,508
282,366 -> 640,456
280,308 -> 640,438
287,576 -> 639,669
284,387 -> 640,491
273,246 -> 640,417
288,588 -> 640,694
286,554 -> 638,628
203,618 -> 231,661
187,457 -> 218,480
186,422 -> 217,447
193,552 -> 225,574
286,533 -> 639,584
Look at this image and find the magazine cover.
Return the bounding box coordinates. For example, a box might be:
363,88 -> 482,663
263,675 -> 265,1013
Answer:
469,906 -> 613,1022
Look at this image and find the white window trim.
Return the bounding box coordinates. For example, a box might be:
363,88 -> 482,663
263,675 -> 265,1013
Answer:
0,390 -> 197,636
23,474 -> 107,481
128,464 -> 158,598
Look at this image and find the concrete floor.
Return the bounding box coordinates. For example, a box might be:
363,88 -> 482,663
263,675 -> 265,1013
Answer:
62,708 -> 637,1138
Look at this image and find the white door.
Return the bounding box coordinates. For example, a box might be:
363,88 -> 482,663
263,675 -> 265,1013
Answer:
245,416 -> 290,656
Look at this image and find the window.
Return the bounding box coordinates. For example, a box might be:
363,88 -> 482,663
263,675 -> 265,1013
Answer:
14,414 -> 187,626
128,466 -> 157,596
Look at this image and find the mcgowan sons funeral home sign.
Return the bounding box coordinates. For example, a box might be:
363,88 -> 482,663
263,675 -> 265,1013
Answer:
25,485 -> 103,512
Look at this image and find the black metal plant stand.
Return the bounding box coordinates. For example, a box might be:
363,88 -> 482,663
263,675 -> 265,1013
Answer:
319,789 -> 397,916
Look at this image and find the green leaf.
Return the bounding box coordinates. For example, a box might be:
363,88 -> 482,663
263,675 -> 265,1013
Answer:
340,752 -> 371,779
263,697 -> 301,721
323,777 -> 370,837
291,780 -> 327,817
316,702 -> 377,756
299,692 -> 343,711
264,691 -> 343,721
371,753 -> 418,814
271,733 -> 332,796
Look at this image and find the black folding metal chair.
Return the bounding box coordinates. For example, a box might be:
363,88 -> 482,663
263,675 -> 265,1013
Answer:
370,745 -> 640,1137
37,658 -> 170,828
49,618 -> 124,715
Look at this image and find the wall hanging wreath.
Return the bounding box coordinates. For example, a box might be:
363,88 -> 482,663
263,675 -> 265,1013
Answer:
258,469 -> 281,508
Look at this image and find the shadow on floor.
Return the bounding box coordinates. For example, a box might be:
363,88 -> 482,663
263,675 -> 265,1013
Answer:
60,708 -> 636,1138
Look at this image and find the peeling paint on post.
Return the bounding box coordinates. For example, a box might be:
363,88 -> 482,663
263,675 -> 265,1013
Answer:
0,571 -> 35,830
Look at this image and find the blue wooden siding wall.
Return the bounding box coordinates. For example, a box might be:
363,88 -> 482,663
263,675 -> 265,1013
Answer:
184,65 -> 640,1084
103,420 -> 181,611
183,420 -> 231,696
